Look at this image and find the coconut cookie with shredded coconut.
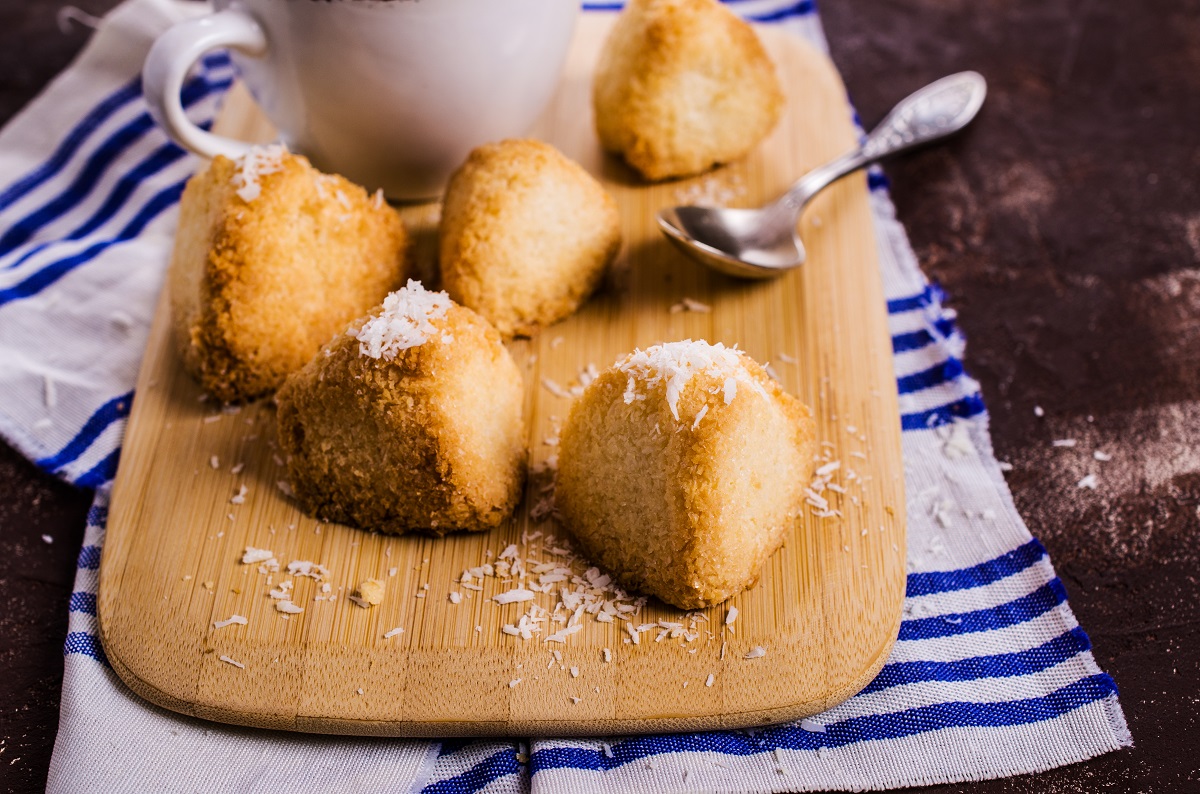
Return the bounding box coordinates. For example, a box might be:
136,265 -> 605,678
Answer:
556,340 -> 815,609
168,144 -> 408,403
439,139 -> 621,338
593,0 -> 784,181
275,281 -> 526,534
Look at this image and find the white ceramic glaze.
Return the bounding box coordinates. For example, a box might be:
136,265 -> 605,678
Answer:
144,0 -> 580,200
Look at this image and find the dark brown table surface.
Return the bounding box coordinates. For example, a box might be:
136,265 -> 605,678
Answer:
2,0 -> 1197,791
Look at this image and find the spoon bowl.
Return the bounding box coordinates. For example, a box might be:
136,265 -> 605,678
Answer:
658,205 -> 806,279
657,71 -> 987,278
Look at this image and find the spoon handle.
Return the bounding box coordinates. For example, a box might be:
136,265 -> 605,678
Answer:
782,71 -> 987,211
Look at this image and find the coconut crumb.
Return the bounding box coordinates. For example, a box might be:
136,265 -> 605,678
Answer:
209,455 -> 220,470
745,646 -> 766,660
230,485 -> 248,504
241,546 -> 273,564
287,561 -> 328,582
275,600 -> 303,614
725,606 -> 738,627
603,648 -> 612,663
383,627 -> 405,639
357,579 -> 385,606
1034,405 -> 1045,417
509,678 -> 522,688
1093,450 -> 1113,462
1077,473 -> 1099,490
213,615 -> 247,629
670,297 -> 712,314
1052,438 -> 1078,448
231,143 -> 287,202
705,673 -> 715,687
449,592 -> 462,604
541,377 -> 573,399
218,655 -> 245,669
494,588 -> 536,605
800,718 -> 826,732
353,280 -> 452,359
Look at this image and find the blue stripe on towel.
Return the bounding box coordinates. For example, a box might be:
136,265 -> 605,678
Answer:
896,357 -> 965,394
74,448 -> 122,489
421,748 -> 523,794
897,579 -> 1068,641
907,539 -> 1046,597
77,545 -> 102,570
892,319 -> 958,353
887,284 -> 946,314
745,0 -> 817,23
0,75 -> 230,264
68,591 -> 97,615
0,80 -> 141,212
860,626 -> 1092,695
37,391 -> 133,474
531,674 -> 1118,771
64,631 -> 108,666
900,393 -> 986,430
4,143 -> 189,272
0,176 -> 189,307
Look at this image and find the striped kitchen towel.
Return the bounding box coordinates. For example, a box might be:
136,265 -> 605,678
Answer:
0,0 -> 1130,791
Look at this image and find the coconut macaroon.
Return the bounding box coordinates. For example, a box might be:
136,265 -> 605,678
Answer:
275,280 -> 526,535
556,340 -> 816,609
439,139 -> 622,338
168,144 -> 409,403
593,0 -> 784,181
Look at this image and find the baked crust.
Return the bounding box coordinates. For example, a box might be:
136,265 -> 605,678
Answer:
276,300 -> 527,535
593,0 -> 785,181
557,346 -> 816,609
440,139 -> 621,338
168,150 -> 409,403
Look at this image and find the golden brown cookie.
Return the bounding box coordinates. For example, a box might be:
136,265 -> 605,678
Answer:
556,340 -> 816,609
276,281 -> 526,535
169,145 -> 408,403
593,0 -> 785,180
440,139 -> 621,338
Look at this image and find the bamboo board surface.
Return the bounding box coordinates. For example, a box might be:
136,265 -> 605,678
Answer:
99,16 -> 907,737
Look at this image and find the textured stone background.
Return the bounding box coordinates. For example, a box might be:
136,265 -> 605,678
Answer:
1,0 -> 1196,791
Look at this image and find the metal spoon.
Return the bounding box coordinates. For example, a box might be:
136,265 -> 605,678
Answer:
657,71 -> 987,279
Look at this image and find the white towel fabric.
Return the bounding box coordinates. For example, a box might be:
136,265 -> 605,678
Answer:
0,0 -> 1130,792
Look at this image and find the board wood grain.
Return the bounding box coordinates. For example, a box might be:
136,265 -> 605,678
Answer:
99,15 -> 907,737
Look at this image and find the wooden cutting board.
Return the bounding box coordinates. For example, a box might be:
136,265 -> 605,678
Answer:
99,15 -> 906,737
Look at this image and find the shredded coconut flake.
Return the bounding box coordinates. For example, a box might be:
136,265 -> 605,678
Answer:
230,484 -> 248,504
800,719 -> 826,732
724,606 -> 738,626
705,673 -> 715,687
231,143 -> 287,202
218,655 -> 245,669
616,340 -> 766,421
1052,438 -> 1078,448
352,280 -> 452,359
384,627 -> 405,639
509,678 -> 522,688
745,646 -> 767,659
213,615 -> 247,629
1077,473 -> 1099,490
669,297 -> 712,314
494,588 -> 536,605
275,600 -> 303,614
241,546 -> 273,564
1093,450 -> 1112,462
